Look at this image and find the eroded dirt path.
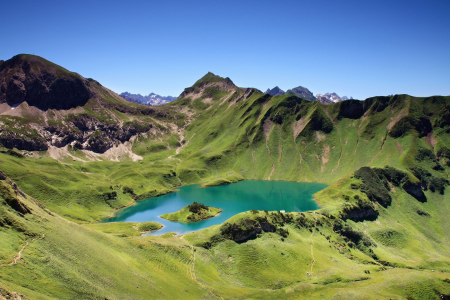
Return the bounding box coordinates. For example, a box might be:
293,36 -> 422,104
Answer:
370,132 -> 388,164
181,236 -> 224,299
0,234 -> 45,267
310,232 -> 315,275
323,108 -> 342,173
263,119 -> 275,180
174,109 -> 197,156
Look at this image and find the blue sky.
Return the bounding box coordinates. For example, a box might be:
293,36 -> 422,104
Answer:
2,0 -> 449,99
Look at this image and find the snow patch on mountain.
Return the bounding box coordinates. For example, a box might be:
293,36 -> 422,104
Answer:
316,93 -> 353,103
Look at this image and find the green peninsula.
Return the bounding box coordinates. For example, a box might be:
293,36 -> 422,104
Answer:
161,202 -> 222,223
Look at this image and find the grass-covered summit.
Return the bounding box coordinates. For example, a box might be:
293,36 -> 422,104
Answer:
161,201 -> 222,223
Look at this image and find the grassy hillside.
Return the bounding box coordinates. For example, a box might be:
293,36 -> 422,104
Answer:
2,165 -> 450,299
183,165 -> 450,299
1,67 -> 450,299
0,171 -> 209,299
3,69 -> 450,224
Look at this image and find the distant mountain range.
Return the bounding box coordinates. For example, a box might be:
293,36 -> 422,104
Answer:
120,92 -> 177,106
316,93 -> 353,104
265,86 -> 352,104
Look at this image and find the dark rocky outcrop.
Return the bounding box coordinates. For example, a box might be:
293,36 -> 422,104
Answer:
0,118 -> 152,153
354,167 -> 393,207
342,201 -> 379,222
220,217 -> 276,243
389,115 -> 433,138
0,132 -> 48,151
354,165 -> 450,206
40,116 -> 152,153
335,100 -> 365,119
402,180 -> 426,202
0,174 -> 31,215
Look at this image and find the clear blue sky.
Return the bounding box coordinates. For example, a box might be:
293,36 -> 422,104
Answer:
2,0 -> 449,99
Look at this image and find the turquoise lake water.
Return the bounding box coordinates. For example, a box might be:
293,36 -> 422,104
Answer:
102,180 -> 327,235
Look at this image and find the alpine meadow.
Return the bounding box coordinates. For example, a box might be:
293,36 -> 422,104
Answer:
1,53 -> 450,300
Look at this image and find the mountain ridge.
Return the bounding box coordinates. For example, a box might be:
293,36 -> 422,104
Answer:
0,54 -> 179,155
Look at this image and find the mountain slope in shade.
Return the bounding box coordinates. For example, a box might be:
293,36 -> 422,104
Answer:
120,92 -> 177,106
0,54 -> 92,110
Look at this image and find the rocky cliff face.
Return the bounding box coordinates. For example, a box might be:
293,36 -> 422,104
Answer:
42,115 -> 152,153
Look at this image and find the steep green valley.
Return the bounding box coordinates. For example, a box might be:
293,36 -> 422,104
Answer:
1,56 -> 450,299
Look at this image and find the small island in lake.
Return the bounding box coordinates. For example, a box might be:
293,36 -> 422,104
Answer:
161,202 -> 222,223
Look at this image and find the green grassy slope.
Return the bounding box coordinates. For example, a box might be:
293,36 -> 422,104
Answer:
0,149 -> 181,222
172,83 -> 450,188
0,172 -> 211,299
2,166 -> 449,299
1,69 -> 450,299
183,165 -> 450,299
3,72 -> 450,224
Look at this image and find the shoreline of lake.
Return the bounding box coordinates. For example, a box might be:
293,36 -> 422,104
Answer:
101,180 -> 327,236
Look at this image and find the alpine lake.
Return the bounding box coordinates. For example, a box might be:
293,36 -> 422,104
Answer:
102,180 -> 327,235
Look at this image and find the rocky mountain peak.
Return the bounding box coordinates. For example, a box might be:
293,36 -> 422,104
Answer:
265,86 -> 286,96
0,54 -> 92,110
286,86 -> 316,101
178,72 -> 238,99
193,72 -> 236,87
